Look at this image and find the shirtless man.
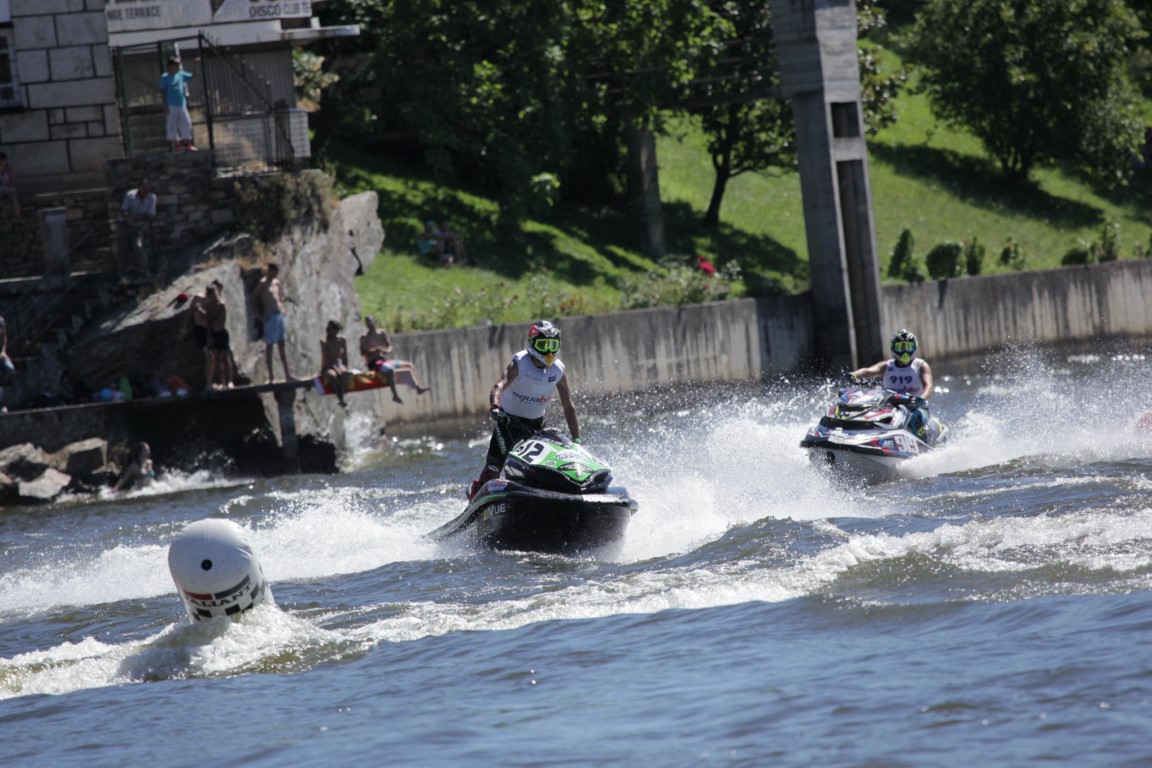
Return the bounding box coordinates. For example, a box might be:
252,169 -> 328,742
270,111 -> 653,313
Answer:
359,315 -> 429,403
206,281 -> 234,389
253,263 -> 294,384
182,285 -> 215,390
319,320 -> 353,407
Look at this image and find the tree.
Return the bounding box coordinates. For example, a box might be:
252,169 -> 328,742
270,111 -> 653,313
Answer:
315,0 -> 724,232
690,0 -> 904,227
906,0 -> 1145,185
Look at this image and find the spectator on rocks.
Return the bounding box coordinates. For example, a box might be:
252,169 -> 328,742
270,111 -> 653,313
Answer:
209,280 -> 236,389
117,178 -> 157,279
253,262 -> 295,384
319,320 -> 353,407
359,315 -> 430,403
181,284 -> 216,391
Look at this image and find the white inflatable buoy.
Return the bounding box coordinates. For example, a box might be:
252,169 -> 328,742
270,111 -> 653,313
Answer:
168,518 -> 274,622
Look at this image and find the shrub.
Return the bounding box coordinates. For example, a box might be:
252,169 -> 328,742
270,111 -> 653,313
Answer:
999,238 -> 1027,270
964,237 -> 985,276
887,229 -> 925,283
1061,243 -> 1094,266
925,241 -> 963,280
619,254 -> 744,310
1097,222 -> 1120,262
232,170 -> 336,243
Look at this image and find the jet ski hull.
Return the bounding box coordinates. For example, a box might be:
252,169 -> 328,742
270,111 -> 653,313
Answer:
801,439 -> 918,484
428,480 -> 638,555
800,381 -> 946,485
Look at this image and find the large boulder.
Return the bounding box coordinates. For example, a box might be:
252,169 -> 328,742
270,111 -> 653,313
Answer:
61,189 -> 385,460
0,443 -> 53,481
53,437 -> 111,489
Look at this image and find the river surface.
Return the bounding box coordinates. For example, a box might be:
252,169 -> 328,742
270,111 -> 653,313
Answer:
3,349 -> 1152,767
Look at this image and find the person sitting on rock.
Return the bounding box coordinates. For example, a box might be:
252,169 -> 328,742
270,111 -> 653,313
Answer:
320,320 -> 354,407
358,315 -> 430,403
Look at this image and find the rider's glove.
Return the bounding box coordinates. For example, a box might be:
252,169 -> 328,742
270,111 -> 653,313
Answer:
572,437 -> 582,445
910,396 -> 927,411
490,407 -> 509,426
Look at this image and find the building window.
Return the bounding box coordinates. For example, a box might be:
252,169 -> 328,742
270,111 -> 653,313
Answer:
0,29 -> 20,110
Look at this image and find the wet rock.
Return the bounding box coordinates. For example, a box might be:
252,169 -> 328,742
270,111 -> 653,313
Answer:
53,437 -> 109,481
18,468 -> 72,502
0,443 -> 53,481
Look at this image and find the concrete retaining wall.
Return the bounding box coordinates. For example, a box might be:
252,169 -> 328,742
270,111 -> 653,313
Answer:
379,259 -> 1152,434
375,294 -> 814,430
880,260 -> 1152,361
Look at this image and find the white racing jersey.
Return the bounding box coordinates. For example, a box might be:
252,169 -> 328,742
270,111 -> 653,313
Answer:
883,358 -> 925,396
500,350 -> 565,419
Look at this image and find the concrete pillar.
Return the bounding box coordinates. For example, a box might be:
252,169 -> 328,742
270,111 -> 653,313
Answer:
274,388 -> 300,472
39,208 -> 70,276
769,0 -> 884,369
625,119 -> 666,259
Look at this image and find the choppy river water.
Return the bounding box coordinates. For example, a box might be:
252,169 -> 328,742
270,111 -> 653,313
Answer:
3,348 -> 1152,767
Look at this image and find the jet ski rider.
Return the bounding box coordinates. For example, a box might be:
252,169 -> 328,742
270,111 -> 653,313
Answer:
849,329 -> 935,440
467,320 -> 581,500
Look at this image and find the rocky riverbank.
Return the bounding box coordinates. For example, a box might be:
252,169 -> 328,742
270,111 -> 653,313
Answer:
0,188 -> 386,505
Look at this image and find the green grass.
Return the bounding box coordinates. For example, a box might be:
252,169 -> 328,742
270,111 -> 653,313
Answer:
333,44 -> 1152,332
867,80 -> 1152,273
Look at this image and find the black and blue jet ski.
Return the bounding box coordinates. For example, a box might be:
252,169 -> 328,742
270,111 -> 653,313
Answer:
800,376 -> 947,484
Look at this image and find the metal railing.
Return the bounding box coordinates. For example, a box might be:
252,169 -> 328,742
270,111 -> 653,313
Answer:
114,32 -> 300,169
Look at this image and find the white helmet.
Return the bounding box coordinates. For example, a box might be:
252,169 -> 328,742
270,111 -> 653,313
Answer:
527,320 -> 561,366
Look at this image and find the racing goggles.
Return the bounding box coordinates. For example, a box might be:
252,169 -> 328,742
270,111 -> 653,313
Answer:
532,338 -> 561,354
892,341 -> 916,354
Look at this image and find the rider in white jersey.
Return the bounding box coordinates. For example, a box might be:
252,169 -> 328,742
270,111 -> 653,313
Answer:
850,329 -> 935,439
467,320 -> 581,500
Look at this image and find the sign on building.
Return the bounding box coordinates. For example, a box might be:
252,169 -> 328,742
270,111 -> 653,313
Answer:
106,0 -> 312,33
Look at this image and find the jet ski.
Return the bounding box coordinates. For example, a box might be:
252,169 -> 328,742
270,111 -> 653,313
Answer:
800,376 -> 947,484
427,429 -> 638,555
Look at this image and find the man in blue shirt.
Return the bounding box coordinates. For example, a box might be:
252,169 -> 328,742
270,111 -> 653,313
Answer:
160,57 -> 196,152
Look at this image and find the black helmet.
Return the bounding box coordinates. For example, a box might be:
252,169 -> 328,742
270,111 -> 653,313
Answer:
890,329 -> 917,365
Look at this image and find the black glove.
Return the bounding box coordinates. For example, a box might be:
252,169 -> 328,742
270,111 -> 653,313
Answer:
490,407 -> 509,426
910,396 -> 927,411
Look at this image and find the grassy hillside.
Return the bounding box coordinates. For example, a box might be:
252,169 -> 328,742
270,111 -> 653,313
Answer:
335,38 -> 1152,332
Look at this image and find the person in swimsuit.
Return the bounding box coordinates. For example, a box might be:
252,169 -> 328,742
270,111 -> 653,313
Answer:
319,320 -> 353,407
358,315 -> 429,403
114,442 -> 156,492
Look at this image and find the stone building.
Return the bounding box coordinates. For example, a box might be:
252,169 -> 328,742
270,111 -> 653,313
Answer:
0,0 -> 356,279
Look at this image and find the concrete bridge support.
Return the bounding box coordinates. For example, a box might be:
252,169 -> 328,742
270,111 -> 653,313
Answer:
769,0 -> 883,370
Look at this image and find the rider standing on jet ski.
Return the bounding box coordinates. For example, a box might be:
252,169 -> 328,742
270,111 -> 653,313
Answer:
467,320 -> 581,500
850,329 -> 935,439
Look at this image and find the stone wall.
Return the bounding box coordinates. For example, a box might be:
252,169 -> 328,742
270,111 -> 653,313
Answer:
0,0 -> 123,194
105,150 -> 236,258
